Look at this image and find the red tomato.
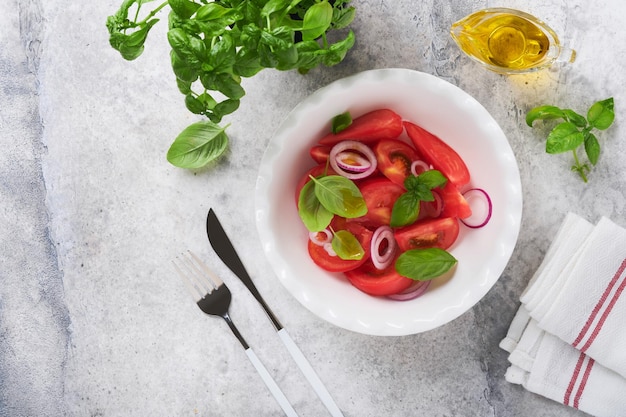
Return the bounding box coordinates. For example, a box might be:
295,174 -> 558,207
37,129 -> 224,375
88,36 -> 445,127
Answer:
404,121 -> 470,187
318,109 -> 404,146
344,259 -> 414,296
356,178 -> 405,228
438,183 -> 472,219
294,164 -> 337,207
394,217 -> 460,251
309,145 -> 331,164
307,221 -> 373,273
374,139 -> 422,187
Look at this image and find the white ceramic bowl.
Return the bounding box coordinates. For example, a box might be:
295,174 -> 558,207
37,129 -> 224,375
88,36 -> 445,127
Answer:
255,68 -> 522,336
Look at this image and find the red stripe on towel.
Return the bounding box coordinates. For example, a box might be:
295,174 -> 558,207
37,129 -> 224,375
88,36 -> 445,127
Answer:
572,258 -> 626,352
564,353 -> 586,406
573,357 -> 595,409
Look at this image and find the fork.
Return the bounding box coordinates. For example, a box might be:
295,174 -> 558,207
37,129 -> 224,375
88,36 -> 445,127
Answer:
174,251 -> 299,417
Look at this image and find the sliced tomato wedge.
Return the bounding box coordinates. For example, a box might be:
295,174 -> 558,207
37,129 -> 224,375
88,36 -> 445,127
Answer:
307,221 -> 372,273
309,145 -> 331,164
438,182 -> 472,219
394,217 -> 460,251
404,121 -> 470,187
318,109 -> 404,146
356,177 -> 405,228
374,139 -> 422,187
345,258 -> 414,296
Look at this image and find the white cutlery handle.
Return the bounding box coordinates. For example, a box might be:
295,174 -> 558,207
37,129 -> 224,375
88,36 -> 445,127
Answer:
245,347 -> 299,417
278,329 -> 344,417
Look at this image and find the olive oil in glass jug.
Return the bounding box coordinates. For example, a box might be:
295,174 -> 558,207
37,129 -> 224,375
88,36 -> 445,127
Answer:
450,8 -> 576,74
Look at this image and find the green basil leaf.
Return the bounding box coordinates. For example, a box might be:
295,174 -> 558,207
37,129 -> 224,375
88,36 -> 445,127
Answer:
171,50 -> 199,83
390,192 -> 420,228
416,170 -> 447,190
169,0 -> 200,19
526,105 -> 565,127
301,1 -> 333,41
209,33 -> 236,70
562,109 -> 587,128
167,121 -> 229,169
323,30 -> 355,66
331,230 -> 365,261
233,49 -> 263,77
395,248 -> 457,281
313,175 -> 367,218
261,0 -> 291,17
214,74 -> 245,99
587,98 -> 615,130
212,98 -> 240,121
167,28 -> 201,66
297,180 -> 333,232
545,122 -> 585,154
185,94 -> 206,115
331,5 -> 356,29
584,132 -> 601,165
331,112 -> 352,134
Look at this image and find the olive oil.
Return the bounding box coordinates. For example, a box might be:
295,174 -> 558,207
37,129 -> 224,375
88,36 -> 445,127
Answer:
450,8 -> 575,73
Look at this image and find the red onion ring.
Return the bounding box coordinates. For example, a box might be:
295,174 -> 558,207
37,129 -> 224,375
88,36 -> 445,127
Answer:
460,188 -> 492,228
370,225 -> 397,270
309,229 -> 332,246
387,280 -> 431,301
410,160 -> 432,176
335,151 -> 372,173
329,140 -> 377,180
323,242 -> 336,257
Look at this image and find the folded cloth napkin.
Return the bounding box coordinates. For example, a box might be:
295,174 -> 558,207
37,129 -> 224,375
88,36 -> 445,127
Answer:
522,213 -> 626,378
500,307 -> 626,417
500,212 -> 626,416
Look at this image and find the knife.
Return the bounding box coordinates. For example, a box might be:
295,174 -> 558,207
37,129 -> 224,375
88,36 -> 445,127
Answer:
207,208 -> 344,417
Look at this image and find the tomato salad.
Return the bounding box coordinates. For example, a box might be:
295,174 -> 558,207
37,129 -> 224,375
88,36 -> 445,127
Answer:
296,109 -> 492,300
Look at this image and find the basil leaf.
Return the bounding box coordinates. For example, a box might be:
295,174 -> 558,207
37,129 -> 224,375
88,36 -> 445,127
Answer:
301,1 -> 333,41
545,122 -> 585,154
298,180 -> 333,232
415,169 -> 447,190
587,98 -> 615,130
166,121 -> 229,168
390,192 -> 420,228
562,109 -> 587,128
169,0 -> 200,19
332,111 -> 352,134
526,105 -> 565,127
331,230 -> 365,261
584,132 -> 601,165
395,248 -> 457,281
313,175 -> 367,218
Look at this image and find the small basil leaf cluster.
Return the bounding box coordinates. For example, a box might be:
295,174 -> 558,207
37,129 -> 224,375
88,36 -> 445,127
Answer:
526,97 -> 615,182
390,170 -> 447,227
298,174 -> 367,260
106,0 -> 357,169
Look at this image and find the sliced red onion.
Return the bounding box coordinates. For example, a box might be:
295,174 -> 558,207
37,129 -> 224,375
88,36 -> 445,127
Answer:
309,229 -> 332,246
387,280 -> 431,301
410,160 -> 432,176
460,188 -> 492,228
335,151 -> 372,173
323,242 -> 336,257
329,140 -> 377,180
370,225 -> 397,270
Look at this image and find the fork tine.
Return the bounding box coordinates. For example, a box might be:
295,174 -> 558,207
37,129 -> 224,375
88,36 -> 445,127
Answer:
187,250 -> 224,288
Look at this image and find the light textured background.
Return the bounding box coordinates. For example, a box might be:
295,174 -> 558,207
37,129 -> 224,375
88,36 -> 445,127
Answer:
1,0 -> 624,416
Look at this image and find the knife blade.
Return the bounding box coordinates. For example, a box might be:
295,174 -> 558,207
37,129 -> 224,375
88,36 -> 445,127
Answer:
206,208 -> 344,417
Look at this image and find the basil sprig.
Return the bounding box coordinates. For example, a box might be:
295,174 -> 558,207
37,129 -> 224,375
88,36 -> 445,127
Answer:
106,0 -> 356,169
390,170 -> 448,227
526,97 -> 615,182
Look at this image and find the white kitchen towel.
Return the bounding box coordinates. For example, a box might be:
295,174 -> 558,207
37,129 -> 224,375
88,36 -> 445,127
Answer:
523,215 -> 626,378
501,307 -> 626,417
